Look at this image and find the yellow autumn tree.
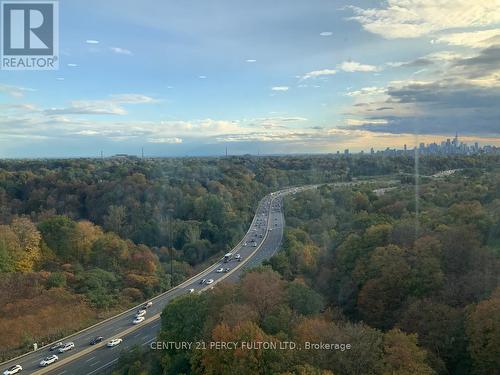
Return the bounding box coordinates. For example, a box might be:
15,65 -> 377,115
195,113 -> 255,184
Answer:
10,217 -> 42,272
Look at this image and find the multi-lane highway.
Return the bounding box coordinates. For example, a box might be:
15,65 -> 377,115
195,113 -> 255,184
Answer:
1,185 -> 314,375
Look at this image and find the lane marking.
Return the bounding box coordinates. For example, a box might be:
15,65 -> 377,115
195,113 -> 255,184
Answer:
142,338 -> 155,346
88,361 -> 100,367
85,358 -> 118,375
84,356 -> 96,363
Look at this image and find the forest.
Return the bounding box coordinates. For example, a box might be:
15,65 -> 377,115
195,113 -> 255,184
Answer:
0,154 -> 498,371
108,161 -> 499,375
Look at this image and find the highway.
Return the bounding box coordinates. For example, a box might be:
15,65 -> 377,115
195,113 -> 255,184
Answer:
0,185 -> 313,375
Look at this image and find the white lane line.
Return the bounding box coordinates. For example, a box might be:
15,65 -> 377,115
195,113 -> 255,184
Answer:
133,332 -> 141,338
85,356 -> 96,362
86,358 -> 118,375
88,360 -> 101,367
56,371 -> 67,375
142,337 -> 155,346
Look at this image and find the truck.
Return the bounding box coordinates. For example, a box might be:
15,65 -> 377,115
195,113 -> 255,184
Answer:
223,252 -> 233,263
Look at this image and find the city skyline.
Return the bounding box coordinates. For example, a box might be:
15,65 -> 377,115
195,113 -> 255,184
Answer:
0,0 -> 499,157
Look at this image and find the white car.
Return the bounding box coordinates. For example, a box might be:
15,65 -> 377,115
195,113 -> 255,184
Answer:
188,288 -> 195,293
107,338 -> 123,347
136,309 -> 147,317
3,365 -> 22,375
40,355 -> 58,367
142,301 -> 153,309
234,254 -> 241,260
216,268 -> 224,273
58,342 -> 75,353
133,316 -> 145,324
206,279 -> 214,285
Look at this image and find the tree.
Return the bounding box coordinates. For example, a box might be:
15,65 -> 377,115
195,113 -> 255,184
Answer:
382,329 -> 435,375
240,269 -> 286,319
0,225 -> 19,273
71,220 -> 103,264
38,216 -> 76,261
397,299 -> 469,374
159,293 -> 210,374
104,205 -> 127,235
287,281 -> 324,315
466,288 -> 500,374
10,216 -> 42,271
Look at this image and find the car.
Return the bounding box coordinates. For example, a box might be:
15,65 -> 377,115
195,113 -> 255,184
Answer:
252,243 -> 257,247
90,336 -> 104,345
107,338 -> 123,347
224,268 -> 230,273
188,288 -> 195,293
136,309 -> 147,317
243,242 -> 247,246
58,342 -> 75,353
234,254 -> 241,260
216,267 -> 224,273
3,365 -> 22,375
39,355 -> 58,367
206,279 -> 214,285
199,278 -> 206,285
49,342 -> 63,351
133,316 -> 145,324
143,301 -> 153,309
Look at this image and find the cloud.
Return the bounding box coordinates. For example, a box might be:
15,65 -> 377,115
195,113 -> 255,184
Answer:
147,137 -> 183,144
433,29 -> 500,48
0,84 -> 35,98
271,86 -> 289,91
339,61 -> 378,72
44,94 -> 159,116
110,47 -> 133,55
301,69 -> 337,80
346,1 -> 500,39
346,86 -> 385,97
67,63 -> 78,67
319,31 -> 333,36
345,78 -> 500,136
199,75 -> 207,79
85,40 -> 100,44
246,59 -> 257,63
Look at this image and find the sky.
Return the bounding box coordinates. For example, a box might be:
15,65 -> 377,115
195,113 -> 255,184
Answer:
0,0 -> 499,157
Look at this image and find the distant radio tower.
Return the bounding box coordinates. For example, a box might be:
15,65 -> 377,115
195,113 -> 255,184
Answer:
100,150 -> 103,159
141,147 -> 144,159
225,146 -> 228,157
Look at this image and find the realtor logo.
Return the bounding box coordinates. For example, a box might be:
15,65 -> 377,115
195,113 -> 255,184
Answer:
1,1 -> 58,70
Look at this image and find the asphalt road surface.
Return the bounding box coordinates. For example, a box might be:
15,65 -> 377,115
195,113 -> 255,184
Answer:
1,185 -> 314,375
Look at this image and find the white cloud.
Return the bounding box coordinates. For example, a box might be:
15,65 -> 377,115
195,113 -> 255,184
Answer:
67,63 -> 78,67
44,94 -> 159,116
346,118 -> 388,126
339,61 -> 378,72
110,47 -> 133,55
271,86 -> 289,91
346,86 -> 385,97
347,1 -> 500,39
301,69 -> 337,80
434,29 -> 500,48
85,40 -> 100,44
0,84 -> 35,98
148,137 -> 183,144
246,59 -> 257,63
320,31 -> 333,36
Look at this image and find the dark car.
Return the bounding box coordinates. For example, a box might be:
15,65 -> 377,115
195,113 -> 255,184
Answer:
49,342 -> 63,351
90,336 -> 104,345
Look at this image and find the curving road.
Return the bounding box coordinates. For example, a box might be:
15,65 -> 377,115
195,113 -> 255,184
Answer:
1,185 -> 314,375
